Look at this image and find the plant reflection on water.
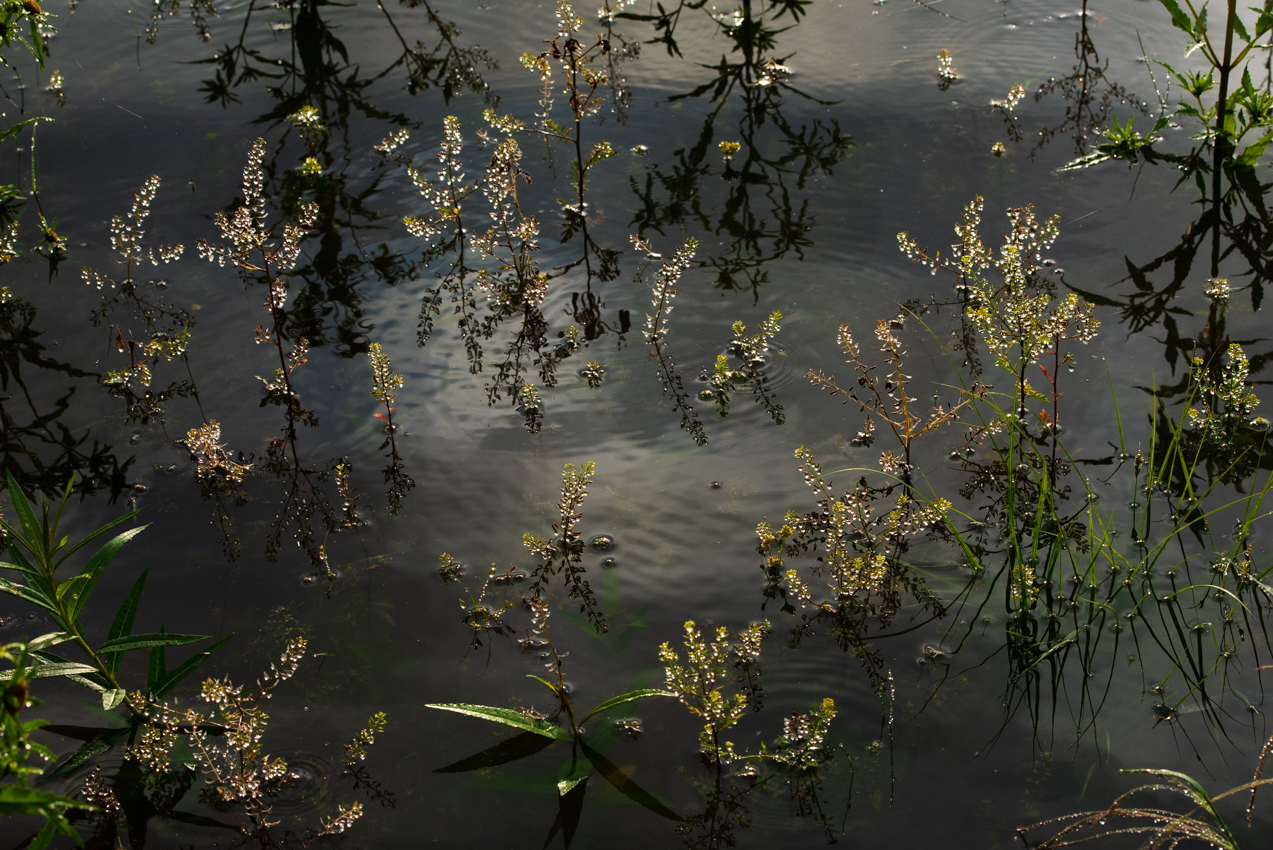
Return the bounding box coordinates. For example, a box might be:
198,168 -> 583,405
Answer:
3,0 -> 1273,847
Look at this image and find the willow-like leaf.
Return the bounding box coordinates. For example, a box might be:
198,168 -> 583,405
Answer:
425,703 -> 572,741
578,688 -> 675,726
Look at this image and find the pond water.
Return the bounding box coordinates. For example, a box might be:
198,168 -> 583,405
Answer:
3,0 -> 1273,847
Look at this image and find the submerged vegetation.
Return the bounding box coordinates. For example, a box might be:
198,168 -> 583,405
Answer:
1,0 -> 1273,846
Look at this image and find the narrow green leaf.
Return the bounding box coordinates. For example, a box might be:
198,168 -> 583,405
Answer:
54,509 -> 143,571
0,785 -> 88,812
0,576 -> 60,618
5,471 -> 41,554
103,567 -> 147,677
7,548 -> 53,598
27,632 -> 71,651
43,731 -> 125,781
425,703 -> 572,741
100,689 -> 126,711
27,20 -> 44,68
55,573 -> 89,604
0,662 -> 96,681
98,633 -> 209,653
151,634 -> 232,699
579,689 -> 675,726
0,559 -> 41,580
526,673 -> 564,700
0,118 -> 39,145
68,525 -> 147,622
146,626 -> 167,694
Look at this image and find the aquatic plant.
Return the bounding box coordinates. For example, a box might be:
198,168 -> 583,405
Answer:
659,619 -> 770,766
0,641 -> 90,849
704,312 -> 786,424
367,342 -> 414,514
0,472 -> 228,717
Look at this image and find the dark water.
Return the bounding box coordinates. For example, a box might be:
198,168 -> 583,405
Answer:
2,0 -> 1272,846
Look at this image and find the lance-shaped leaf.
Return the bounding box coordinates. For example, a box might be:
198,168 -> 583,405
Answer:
0,662 -> 97,681
5,471 -> 41,547
579,689 -> 675,726
27,632 -> 71,651
43,728 -> 129,782
151,635 -> 232,699
67,525 -> 147,622
102,568 -> 147,677
97,633 -> 210,653
0,576 -> 60,621
425,703 -> 572,741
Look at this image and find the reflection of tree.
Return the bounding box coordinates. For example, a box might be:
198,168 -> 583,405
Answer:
1067,154 -> 1273,431
0,288 -> 134,500
1016,0 -> 1143,158
381,0 -> 498,102
623,0 -> 852,300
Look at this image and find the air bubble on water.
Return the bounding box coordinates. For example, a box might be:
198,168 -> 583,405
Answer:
601,557 -> 616,568
590,535 -> 614,551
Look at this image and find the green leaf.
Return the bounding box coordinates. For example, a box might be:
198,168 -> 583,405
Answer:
526,673 -> 564,700
579,689 -> 675,726
27,19 -> 44,68
6,471 -> 41,554
54,508 -> 143,572
1235,12 -> 1252,41
0,662 -> 97,681
101,689 -> 126,711
103,567 -> 147,677
425,703 -> 572,741
151,634 -> 231,699
98,633 -> 209,653
557,760 -> 589,797
1237,130 -> 1273,165
1156,0 -> 1196,33
27,632 -> 71,651
0,785 -> 88,813
146,625 -> 167,694
0,118 -> 40,146
67,525 -> 147,622
0,576 -> 60,619
43,730 -> 126,781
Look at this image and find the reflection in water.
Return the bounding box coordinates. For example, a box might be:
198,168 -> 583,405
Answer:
0,288 -> 134,500
1009,0 -> 1145,159
624,0 -> 853,300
